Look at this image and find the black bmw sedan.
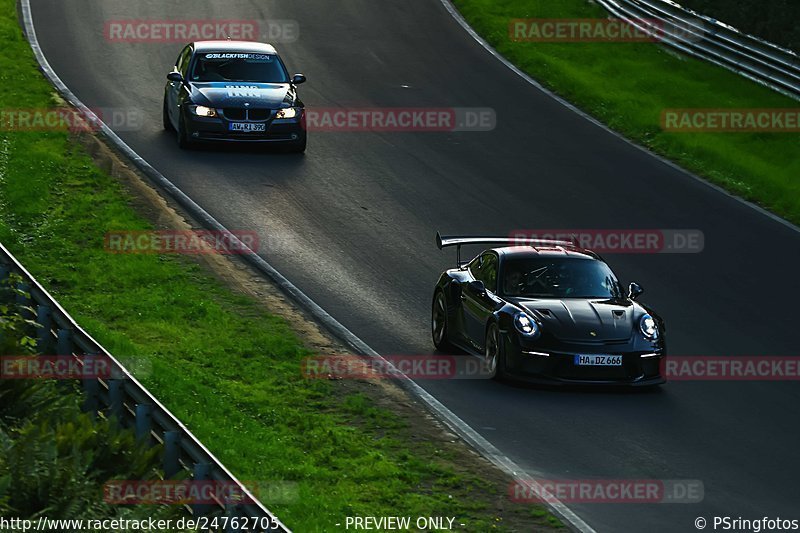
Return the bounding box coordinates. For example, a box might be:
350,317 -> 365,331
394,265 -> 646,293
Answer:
163,40 -> 306,152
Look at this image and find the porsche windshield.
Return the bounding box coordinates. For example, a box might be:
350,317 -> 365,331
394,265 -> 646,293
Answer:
502,257 -> 621,299
190,52 -> 289,83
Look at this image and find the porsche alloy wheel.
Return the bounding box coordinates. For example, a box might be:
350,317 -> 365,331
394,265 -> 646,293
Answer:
432,291 -> 453,351
485,323 -> 501,379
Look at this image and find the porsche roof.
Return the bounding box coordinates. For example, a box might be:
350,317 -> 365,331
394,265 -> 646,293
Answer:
493,246 -> 599,260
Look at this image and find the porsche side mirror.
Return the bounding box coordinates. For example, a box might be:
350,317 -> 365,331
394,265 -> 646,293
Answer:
468,280 -> 486,296
291,73 -> 307,85
167,72 -> 183,82
628,282 -> 644,300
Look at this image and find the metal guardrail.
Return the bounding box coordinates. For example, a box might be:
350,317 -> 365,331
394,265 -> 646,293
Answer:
0,241 -> 290,533
594,0 -> 800,100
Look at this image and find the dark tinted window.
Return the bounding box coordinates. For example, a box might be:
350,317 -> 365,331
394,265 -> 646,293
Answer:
190,52 -> 289,82
469,252 -> 498,293
481,253 -> 498,292
468,255 -> 483,282
501,257 -> 621,299
176,46 -> 192,76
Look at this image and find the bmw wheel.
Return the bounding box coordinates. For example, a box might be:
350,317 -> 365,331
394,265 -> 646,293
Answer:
163,98 -> 174,132
177,112 -> 193,149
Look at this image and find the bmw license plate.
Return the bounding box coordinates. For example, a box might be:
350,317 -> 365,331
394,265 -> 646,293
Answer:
229,122 -> 265,132
574,354 -> 622,366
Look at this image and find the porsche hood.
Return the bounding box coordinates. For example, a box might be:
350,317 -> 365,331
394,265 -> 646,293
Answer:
513,298 -> 639,342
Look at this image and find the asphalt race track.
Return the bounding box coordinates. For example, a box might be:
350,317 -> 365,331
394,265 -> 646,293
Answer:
29,0 -> 800,530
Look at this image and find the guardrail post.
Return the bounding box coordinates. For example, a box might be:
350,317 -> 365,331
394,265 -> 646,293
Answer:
164,431 -> 181,478
0,266 -> 9,296
109,379 -> 125,425
56,329 -> 73,356
135,404 -> 153,443
53,329 -> 74,393
15,282 -> 34,322
81,354 -> 100,417
225,504 -> 243,532
192,463 -> 212,518
36,305 -> 52,353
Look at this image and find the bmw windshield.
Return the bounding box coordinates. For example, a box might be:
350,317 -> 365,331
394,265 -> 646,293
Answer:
190,52 -> 289,83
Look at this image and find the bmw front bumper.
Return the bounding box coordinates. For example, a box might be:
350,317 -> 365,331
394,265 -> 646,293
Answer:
183,108 -> 305,143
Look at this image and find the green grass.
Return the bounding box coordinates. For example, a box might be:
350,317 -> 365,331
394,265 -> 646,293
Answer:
453,0 -> 800,224
0,0 -> 557,530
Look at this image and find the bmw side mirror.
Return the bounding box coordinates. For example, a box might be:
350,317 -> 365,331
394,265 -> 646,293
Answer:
468,280 -> 486,296
628,282 -> 644,300
291,73 -> 306,85
167,72 -> 183,82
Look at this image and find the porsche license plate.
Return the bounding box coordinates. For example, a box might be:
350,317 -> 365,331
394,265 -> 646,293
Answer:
574,354 -> 622,366
229,122 -> 265,132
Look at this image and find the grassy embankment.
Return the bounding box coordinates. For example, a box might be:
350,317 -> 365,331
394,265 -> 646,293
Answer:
454,0 -> 800,224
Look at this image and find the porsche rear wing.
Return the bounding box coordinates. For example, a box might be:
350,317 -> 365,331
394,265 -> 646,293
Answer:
436,232 -> 574,266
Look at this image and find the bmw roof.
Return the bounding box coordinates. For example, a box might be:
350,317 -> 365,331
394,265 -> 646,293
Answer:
192,41 -> 278,54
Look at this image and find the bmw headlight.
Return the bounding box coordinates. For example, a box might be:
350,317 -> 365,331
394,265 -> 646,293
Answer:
275,107 -> 299,119
514,312 -> 540,338
639,314 -> 659,340
190,105 -> 217,117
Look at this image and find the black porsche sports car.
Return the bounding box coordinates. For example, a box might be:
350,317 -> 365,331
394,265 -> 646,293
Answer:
431,233 -> 666,386
163,40 -> 306,152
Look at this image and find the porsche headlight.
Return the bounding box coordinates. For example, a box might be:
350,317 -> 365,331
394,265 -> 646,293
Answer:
514,312 -> 540,338
639,314 -> 659,340
191,105 -> 217,117
275,107 -> 299,119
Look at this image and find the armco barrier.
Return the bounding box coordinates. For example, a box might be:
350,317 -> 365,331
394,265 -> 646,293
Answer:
595,0 -> 800,100
0,241 -> 290,533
